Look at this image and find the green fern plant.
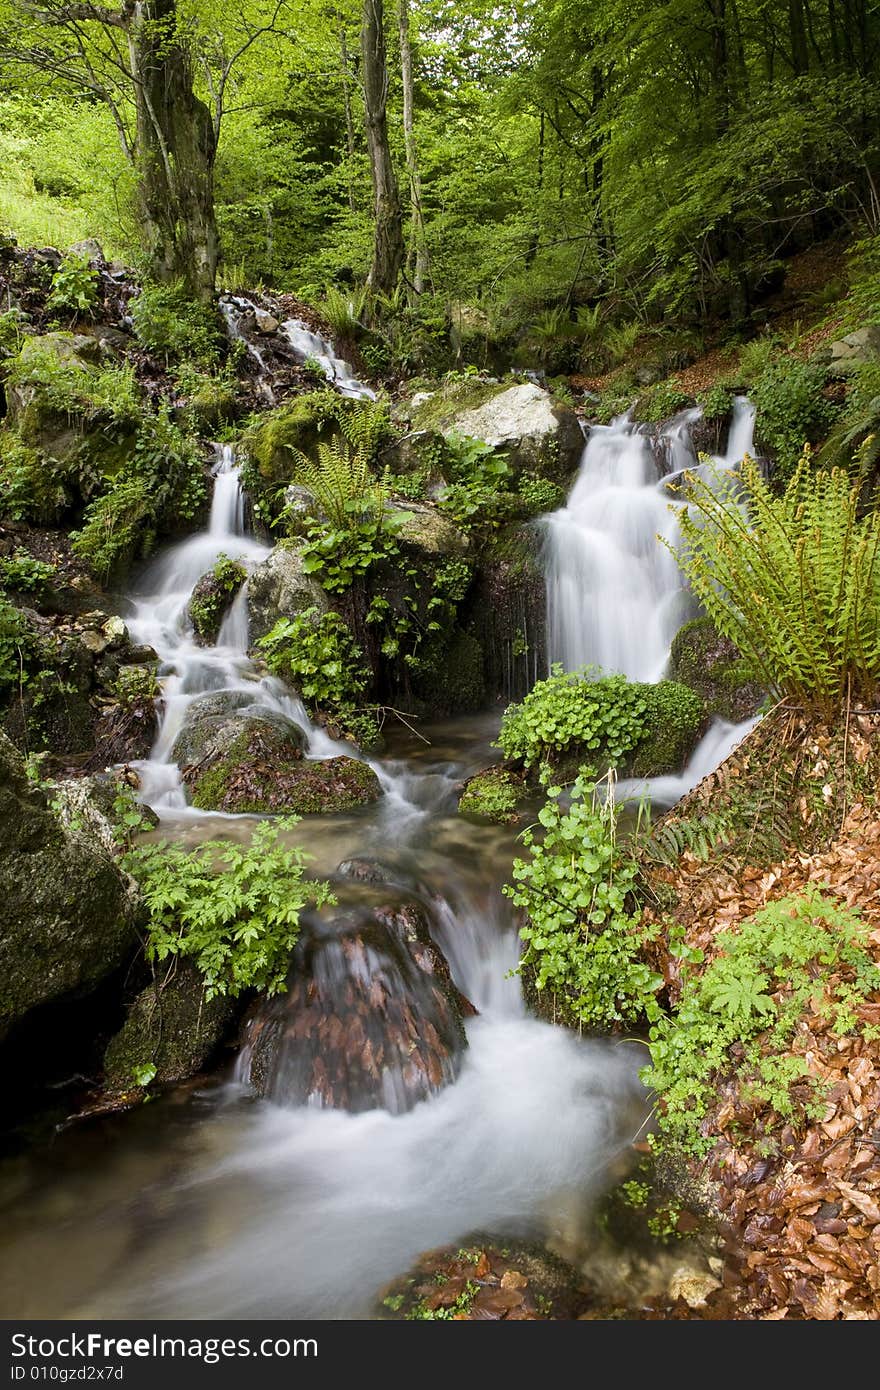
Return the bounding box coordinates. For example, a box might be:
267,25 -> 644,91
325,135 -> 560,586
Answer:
293,438 -> 378,527
671,451 -> 880,719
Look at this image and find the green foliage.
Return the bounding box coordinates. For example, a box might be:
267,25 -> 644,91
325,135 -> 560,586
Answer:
123,818 -> 336,1000
0,308 -> 26,359
634,381 -> 692,423
256,607 -> 368,714
72,409 -> 206,580
497,665 -> 648,772
516,472 -> 564,515
696,384 -> 735,423
46,253 -> 99,320
318,286 -> 367,339
0,548 -> 56,594
300,510 -> 403,594
113,663 -> 159,709
671,452 -> 880,718
188,553 -> 246,641
458,767 -> 522,823
437,431 -> 514,530
504,774 -> 663,1029
130,281 -> 221,366
749,356 -> 834,481
293,437 -> 376,528
0,596 -> 32,695
643,891 -> 880,1156
7,340 -> 141,428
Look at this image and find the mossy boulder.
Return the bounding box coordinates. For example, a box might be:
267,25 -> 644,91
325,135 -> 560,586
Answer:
187,557 -> 247,645
626,680 -> 706,778
408,379 -> 583,484
392,500 -> 470,559
245,541 -> 329,644
0,731 -> 138,1039
239,390 -> 353,488
102,960 -> 240,1094
179,715 -> 381,815
458,766 -> 529,824
669,618 -> 766,724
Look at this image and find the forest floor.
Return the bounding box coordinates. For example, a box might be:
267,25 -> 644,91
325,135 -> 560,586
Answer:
639,712 -> 880,1319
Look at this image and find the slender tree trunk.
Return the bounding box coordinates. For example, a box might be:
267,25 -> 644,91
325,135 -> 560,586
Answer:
397,0 -> 429,294
128,0 -> 219,300
340,26 -> 358,215
361,0 -> 404,297
788,0 -> 809,73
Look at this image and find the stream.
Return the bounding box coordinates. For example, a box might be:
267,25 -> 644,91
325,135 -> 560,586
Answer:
0,394 -> 759,1319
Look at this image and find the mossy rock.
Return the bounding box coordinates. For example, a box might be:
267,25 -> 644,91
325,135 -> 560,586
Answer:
239,390 -> 353,487
627,680 -> 706,777
245,541 -> 329,645
187,560 -> 246,645
458,765 -> 528,824
183,717 -> 381,815
102,960 -> 240,1094
0,731 -> 137,1039
409,628 -> 486,716
669,618 -> 766,723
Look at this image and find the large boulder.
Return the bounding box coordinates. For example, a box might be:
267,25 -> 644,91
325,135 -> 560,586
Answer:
0,732 -> 137,1039
239,900 -> 469,1114
824,326 -> 880,372
245,542 -> 328,644
409,379 -> 584,484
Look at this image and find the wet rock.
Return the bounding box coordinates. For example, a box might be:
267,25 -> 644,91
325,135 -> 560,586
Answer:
335,857 -> 398,885
669,617 -> 765,723
391,500 -> 470,558
458,765 -> 529,824
625,680 -> 706,778
103,960 -> 240,1094
245,542 -> 328,644
377,1236 -> 591,1319
667,1265 -> 722,1308
240,901 -> 468,1114
253,309 -> 279,334
170,695 -> 302,767
0,731 -> 137,1040
187,560 -> 246,645
178,713 -> 381,816
473,523 -> 546,704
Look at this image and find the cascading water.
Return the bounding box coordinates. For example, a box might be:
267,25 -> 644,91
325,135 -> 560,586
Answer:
281,318 -> 376,400
541,397 -> 761,802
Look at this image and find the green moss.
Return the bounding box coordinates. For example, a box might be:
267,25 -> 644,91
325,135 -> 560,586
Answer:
240,391 -> 356,486
628,680 -> 705,777
407,378 -> 503,434
458,766 -> 526,823
188,724 -> 381,815
410,629 -> 485,715
669,617 -> 765,722
188,554 -> 247,644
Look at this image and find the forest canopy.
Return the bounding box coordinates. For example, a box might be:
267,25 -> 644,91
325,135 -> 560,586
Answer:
0,0 -> 877,331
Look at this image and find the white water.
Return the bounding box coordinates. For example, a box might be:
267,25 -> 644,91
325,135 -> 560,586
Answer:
282,318 -> 377,400
542,398 -> 760,801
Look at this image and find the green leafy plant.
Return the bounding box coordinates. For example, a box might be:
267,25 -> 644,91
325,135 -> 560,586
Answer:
749,356 -> 834,482
504,773 -> 662,1028
643,890 -> 880,1156
188,552 -> 246,641
123,817 -> 336,1000
0,595 -> 32,695
130,280 -> 221,366
497,665 -> 648,772
0,548 -> 56,594
671,451 -> 880,718
46,252 -> 99,320
256,607 -> 368,714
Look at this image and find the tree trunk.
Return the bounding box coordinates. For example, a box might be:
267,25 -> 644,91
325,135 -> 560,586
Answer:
361,0 -> 404,297
397,0 -> 429,295
129,0 -> 219,301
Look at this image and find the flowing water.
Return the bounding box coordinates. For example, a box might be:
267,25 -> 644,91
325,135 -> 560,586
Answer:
542,397 -> 760,804
0,400 -> 761,1317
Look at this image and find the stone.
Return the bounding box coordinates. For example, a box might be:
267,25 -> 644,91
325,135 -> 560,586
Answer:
0,731 -> 137,1040
68,239 -> 105,266
240,900 -> 468,1114
391,501 -> 470,558
828,325 -> 880,367
253,309 -> 280,334
669,617 -> 765,723
668,1265 -> 722,1308
103,960 -> 240,1093
245,542 -> 329,644
411,379 -> 584,483
80,629 -> 110,655
171,699 -> 305,769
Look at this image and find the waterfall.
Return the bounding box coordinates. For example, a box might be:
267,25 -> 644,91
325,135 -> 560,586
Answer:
281,319 -> 376,400
542,398 -> 757,680
540,398 -> 760,803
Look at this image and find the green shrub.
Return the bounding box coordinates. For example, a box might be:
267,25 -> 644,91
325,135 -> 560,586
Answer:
696,384 -> 735,423
749,356 -> 834,481
672,452 -> 880,718
188,553 -> 247,641
497,665 -> 648,772
130,280 -> 222,366
7,340 -> 141,428
504,773 -> 662,1028
0,595 -> 32,694
516,473 -> 564,516
634,381 -> 692,423
256,607 -> 368,713
123,817 -> 336,1000
643,890 -> 880,1156
46,252 -> 99,320
437,431 -> 514,531
0,548 -> 56,594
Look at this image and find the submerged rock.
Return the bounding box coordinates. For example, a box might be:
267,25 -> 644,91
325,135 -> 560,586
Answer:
239,901 -> 468,1114
0,731 -> 137,1039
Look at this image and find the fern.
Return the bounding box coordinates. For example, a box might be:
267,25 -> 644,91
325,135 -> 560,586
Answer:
670,452 -> 880,718
293,438 -> 379,527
